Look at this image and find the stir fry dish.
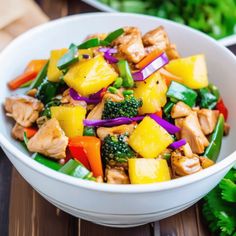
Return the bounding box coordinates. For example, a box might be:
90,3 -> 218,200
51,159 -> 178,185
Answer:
4,26 -> 230,184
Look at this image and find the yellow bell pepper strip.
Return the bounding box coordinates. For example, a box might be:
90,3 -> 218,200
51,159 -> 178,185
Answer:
25,59 -> 48,74
64,55 -> 118,96
51,106 -> 86,137
164,54 -> 208,89
57,44 -> 78,70
7,71 -> 37,90
33,153 -> 62,171
68,136 -> 103,177
47,48 -> 68,82
128,116 -> 173,158
204,114 -> 224,162
59,159 -> 94,180
128,158 -> 171,184
117,60 -> 134,88
30,61 -> 49,89
134,72 -> 167,114
167,81 -> 198,107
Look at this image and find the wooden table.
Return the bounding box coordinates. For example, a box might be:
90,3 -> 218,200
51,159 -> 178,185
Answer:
1,1 -> 236,235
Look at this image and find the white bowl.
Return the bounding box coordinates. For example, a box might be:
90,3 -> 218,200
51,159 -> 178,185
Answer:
0,13 -> 236,228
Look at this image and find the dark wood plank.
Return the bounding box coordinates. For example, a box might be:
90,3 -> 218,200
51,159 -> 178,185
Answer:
68,0 -> 100,15
9,168 -> 78,236
0,149 -> 12,236
80,219 -> 151,236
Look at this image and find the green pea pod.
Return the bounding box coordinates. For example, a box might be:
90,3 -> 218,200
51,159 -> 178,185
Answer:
30,61 -> 49,89
166,81 -> 197,107
78,38 -> 101,49
59,159 -> 94,180
204,114 -> 224,162
102,28 -> 124,46
117,60 -> 134,88
57,43 -> 78,70
33,153 -> 62,171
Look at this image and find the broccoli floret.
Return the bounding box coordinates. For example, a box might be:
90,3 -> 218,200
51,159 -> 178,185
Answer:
101,134 -> 136,163
102,95 -> 142,119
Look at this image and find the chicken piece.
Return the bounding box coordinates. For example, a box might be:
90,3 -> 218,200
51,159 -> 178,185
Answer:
142,26 -> 170,52
224,122 -> 230,136
61,89 -> 87,108
5,95 -> 43,127
36,116 -> 48,128
87,91 -> 124,120
181,143 -> 193,158
165,44 -> 180,60
199,157 -> 214,169
178,112 -> 209,154
27,118 -> 68,159
198,109 -> 219,135
97,124 -> 135,140
26,88 -> 37,97
112,27 -> 145,63
11,123 -> 24,141
171,152 -> 202,177
105,166 -> 130,184
171,101 -> 192,119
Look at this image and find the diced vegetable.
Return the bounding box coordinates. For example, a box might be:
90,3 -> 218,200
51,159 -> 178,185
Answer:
69,88 -> 101,104
68,145 -> 91,170
128,158 -> 171,184
198,87 -> 218,109
41,99 -> 61,118
78,38 -> 101,49
102,28 -> 124,45
57,44 -> 78,70
33,153 -> 62,171
68,136 -> 103,177
208,83 -> 220,101
117,60 -> 134,88
36,79 -> 59,104
25,60 -> 47,74
83,127 -> 96,136
8,71 -> 37,90
24,127 -> 38,138
164,54 -> 208,89
163,101 -> 175,119
30,61 -> 49,89
134,72 -> 167,114
216,98 -> 228,121
59,159 -> 94,180
132,52 -> 169,81
64,55 -> 118,96
128,116 -> 173,158
167,81 -> 198,107
78,49 -> 93,59
47,48 -> 68,82
169,139 -> 186,150
204,114 -> 224,162
51,106 -> 86,137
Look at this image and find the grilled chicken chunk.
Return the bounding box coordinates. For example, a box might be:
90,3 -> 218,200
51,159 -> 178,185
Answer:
198,109 -> 219,135
97,124 -> 135,140
11,123 -> 25,141
113,27 -> 145,63
177,112 -> 209,154
199,157 -> 214,169
27,118 -> 68,159
5,95 -> 43,127
171,152 -> 202,177
105,167 -> 130,184
165,43 -> 180,60
142,26 -> 170,52
171,101 -> 192,119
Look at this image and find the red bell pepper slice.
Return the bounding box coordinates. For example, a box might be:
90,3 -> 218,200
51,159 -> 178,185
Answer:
216,98 -> 228,121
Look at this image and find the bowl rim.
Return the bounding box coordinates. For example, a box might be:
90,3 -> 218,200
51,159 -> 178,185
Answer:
0,12 -> 236,193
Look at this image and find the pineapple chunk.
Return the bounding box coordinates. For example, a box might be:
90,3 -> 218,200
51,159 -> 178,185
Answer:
165,54 -> 208,89
50,106 -> 86,137
47,48 -> 68,82
128,116 -> 173,158
134,72 -> 167,114
128,158 -> 171,184
64,55 -> 118,96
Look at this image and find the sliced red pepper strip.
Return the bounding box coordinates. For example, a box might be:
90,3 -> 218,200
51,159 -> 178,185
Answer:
24,127 -> 38,138
216,98 -> 228,121
68,136 -> 103,177
68,145 -> 91,170
8,71 -> 37,90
